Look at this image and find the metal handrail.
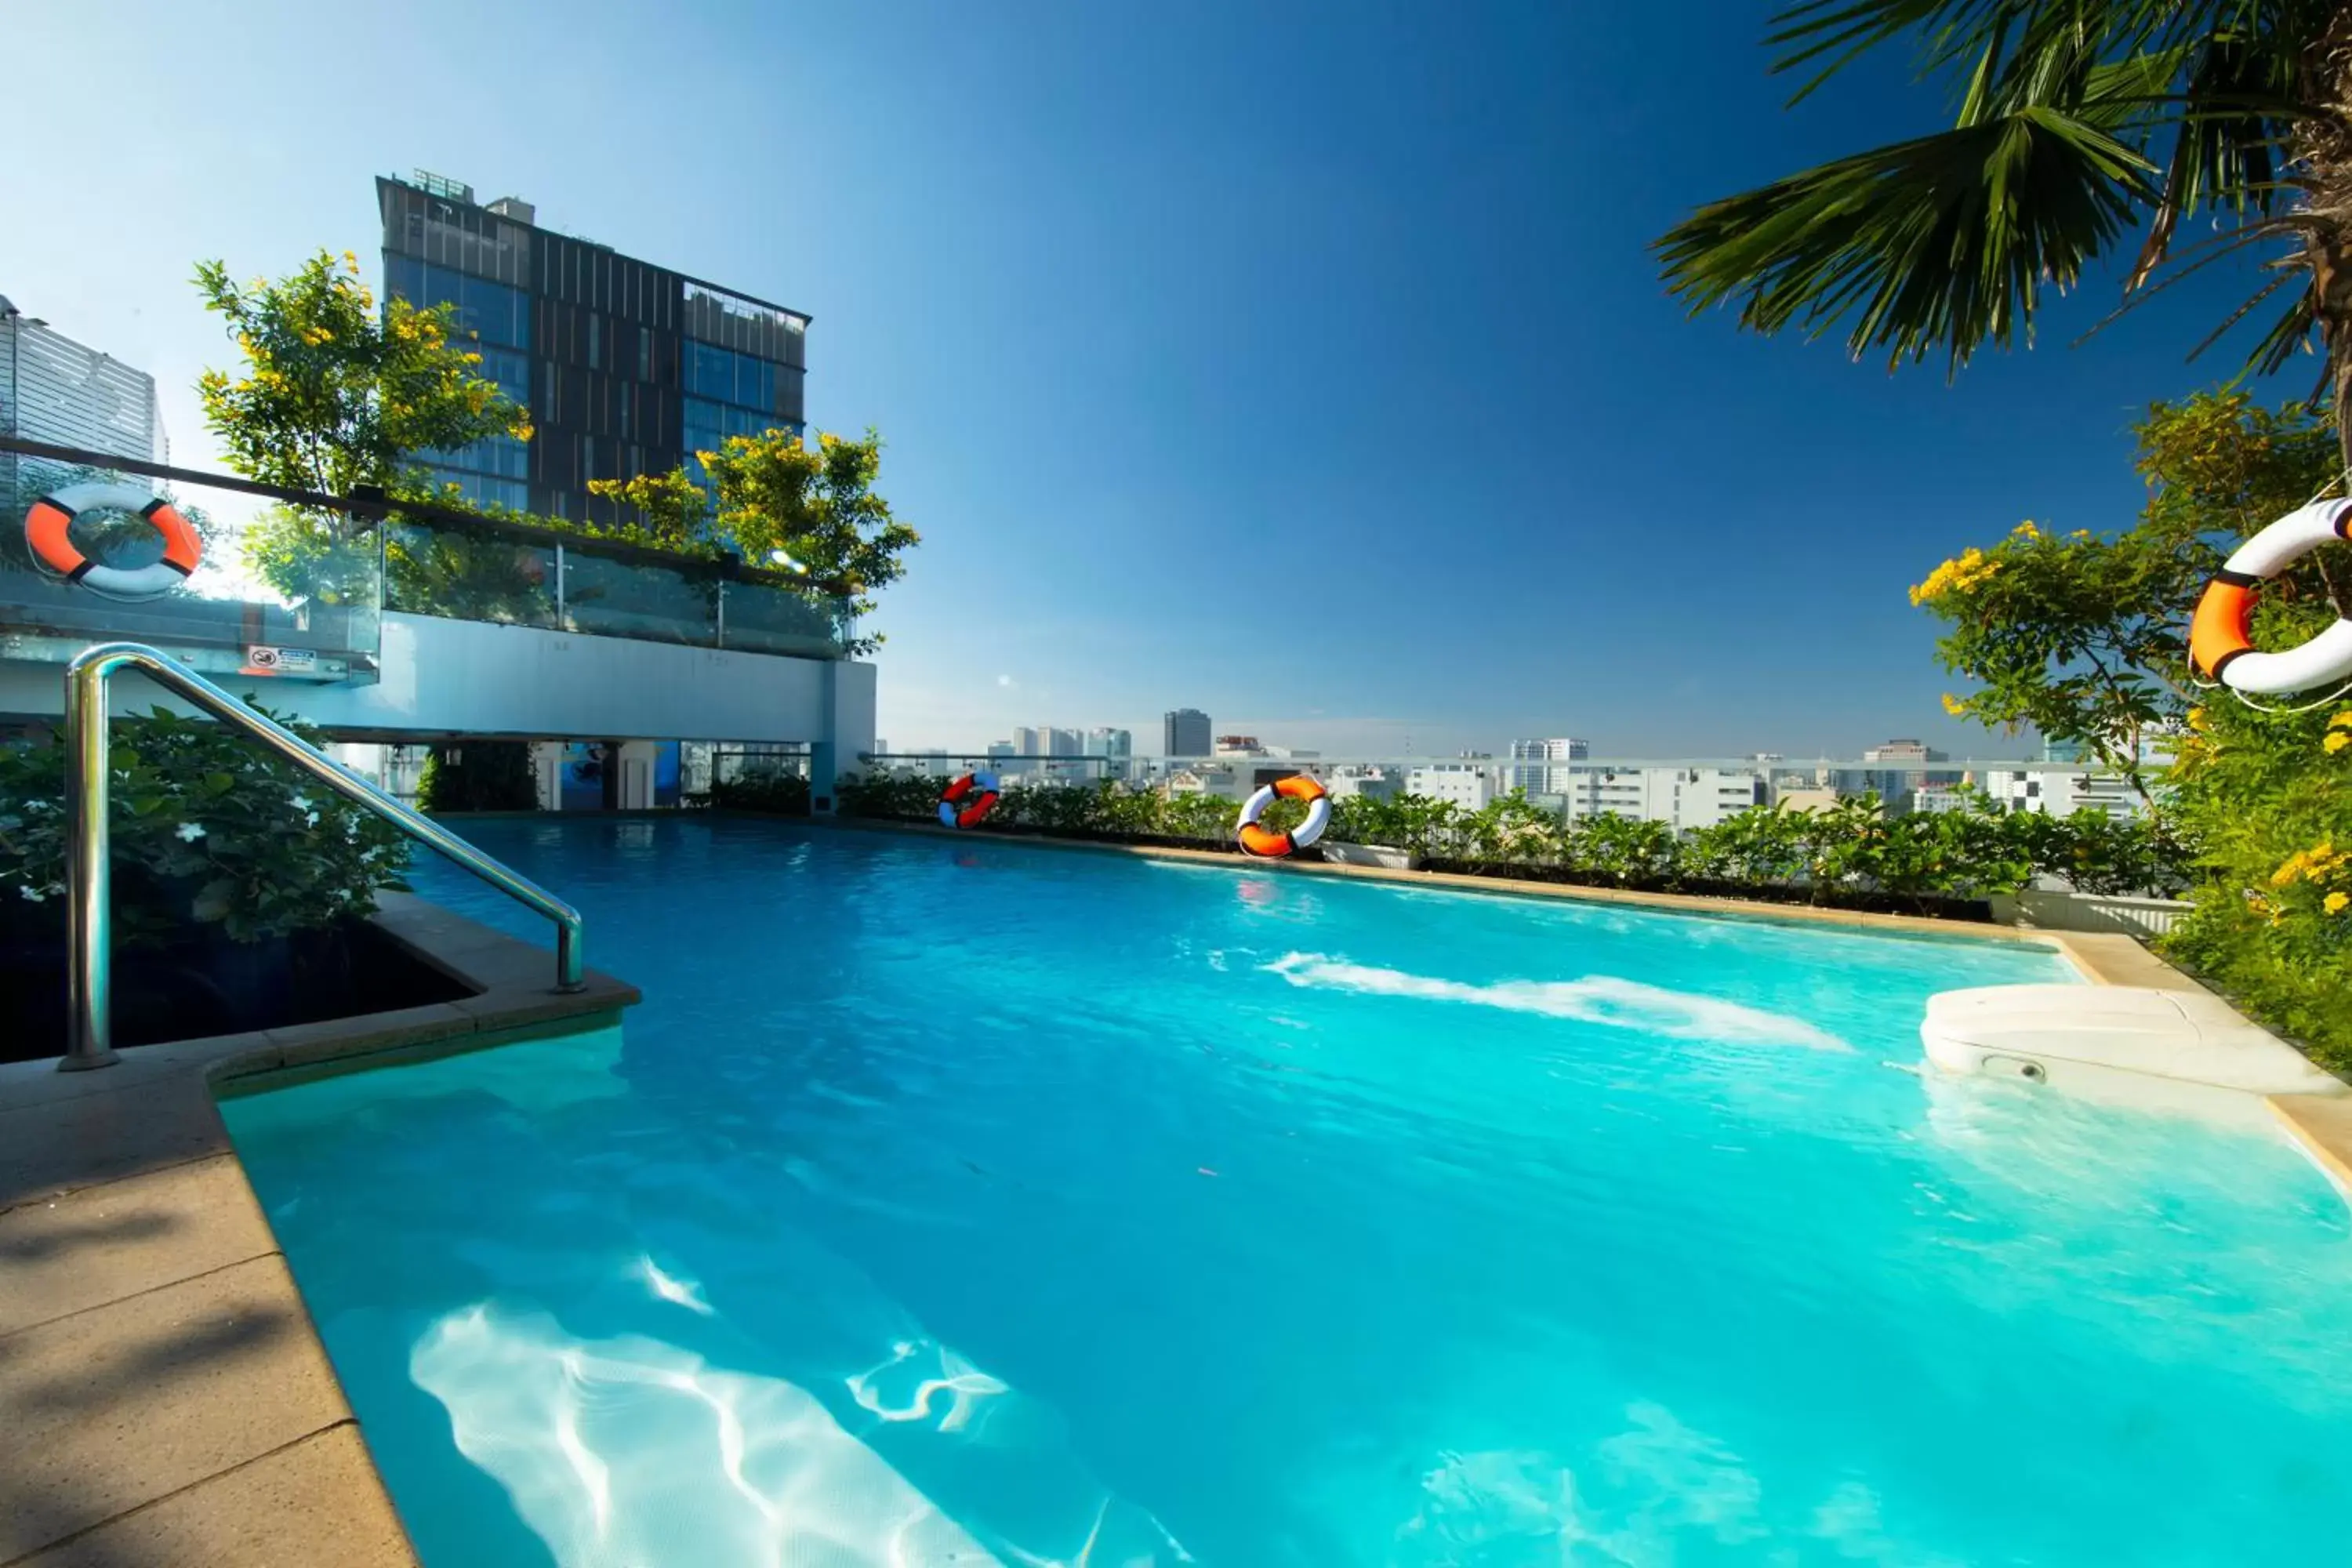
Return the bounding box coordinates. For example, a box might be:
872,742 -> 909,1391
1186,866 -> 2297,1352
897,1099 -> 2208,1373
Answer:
59,641 -> 585,1072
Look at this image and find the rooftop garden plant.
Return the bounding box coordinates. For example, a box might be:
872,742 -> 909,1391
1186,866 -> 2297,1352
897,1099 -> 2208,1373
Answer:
0,706 -> 410,947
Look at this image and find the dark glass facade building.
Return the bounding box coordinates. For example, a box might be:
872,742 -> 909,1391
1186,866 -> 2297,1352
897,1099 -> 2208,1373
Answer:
376,172 -> 808,523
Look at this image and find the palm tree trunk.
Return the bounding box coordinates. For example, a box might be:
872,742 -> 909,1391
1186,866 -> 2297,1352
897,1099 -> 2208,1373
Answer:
2298,8 -> 2352,613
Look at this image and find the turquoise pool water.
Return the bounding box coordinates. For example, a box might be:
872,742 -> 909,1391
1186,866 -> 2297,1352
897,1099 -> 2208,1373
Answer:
223,819 -> 2352,1566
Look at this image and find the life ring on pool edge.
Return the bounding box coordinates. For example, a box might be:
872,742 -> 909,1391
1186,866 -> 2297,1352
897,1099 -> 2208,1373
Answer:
938,771 -> 1000,829
24,482 -> 203,601
2189,498 -> 2352,696
1236,775 -> 1330,858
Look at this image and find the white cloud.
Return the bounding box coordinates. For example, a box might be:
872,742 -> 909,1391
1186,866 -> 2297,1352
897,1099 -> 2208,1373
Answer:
996,674 -> 1016,688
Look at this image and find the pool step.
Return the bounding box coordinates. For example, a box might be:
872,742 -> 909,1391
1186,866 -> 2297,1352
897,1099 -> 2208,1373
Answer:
1920,984 -> 2347,1125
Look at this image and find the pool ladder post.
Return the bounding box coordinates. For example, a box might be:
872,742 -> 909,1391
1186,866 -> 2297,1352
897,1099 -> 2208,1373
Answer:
59,641 -> 587,1072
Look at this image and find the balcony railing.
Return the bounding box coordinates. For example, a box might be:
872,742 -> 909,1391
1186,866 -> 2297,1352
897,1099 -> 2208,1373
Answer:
0,436 -> 855,672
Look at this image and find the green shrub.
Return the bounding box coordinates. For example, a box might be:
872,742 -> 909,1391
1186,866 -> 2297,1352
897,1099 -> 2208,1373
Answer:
0,707 -> 411,946
829,771 -> 2190,915
714,768 -> 811,815
416,741 -> 539,812
2162,699 -> 2352,1071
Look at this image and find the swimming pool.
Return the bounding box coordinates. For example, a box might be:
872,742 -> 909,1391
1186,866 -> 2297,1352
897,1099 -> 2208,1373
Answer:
223,818 -> 2352,1566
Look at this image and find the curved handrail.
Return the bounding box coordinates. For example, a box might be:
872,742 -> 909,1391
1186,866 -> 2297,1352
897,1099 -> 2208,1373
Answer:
59,641 -> 584,1072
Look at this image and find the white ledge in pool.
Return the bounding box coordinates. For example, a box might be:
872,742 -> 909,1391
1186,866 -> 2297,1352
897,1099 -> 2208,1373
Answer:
1922,982 -> 2347,1125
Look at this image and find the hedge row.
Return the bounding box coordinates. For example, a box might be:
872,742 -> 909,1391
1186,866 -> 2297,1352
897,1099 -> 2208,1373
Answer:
822,774 -> 2191,912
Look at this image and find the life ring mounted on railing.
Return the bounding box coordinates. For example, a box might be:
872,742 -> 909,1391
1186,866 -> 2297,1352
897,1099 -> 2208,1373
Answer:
938,771 -> 1001,829
2189,498 -> 2352,698
1236,775 -> 1330,858
24,483 -> 204,601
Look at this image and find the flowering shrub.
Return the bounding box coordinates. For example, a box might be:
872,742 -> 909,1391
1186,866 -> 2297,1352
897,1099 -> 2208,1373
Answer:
0,708 -> 410,946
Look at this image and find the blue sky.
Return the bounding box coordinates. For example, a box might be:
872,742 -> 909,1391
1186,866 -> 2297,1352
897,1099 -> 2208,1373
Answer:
9,1 -> 2295,756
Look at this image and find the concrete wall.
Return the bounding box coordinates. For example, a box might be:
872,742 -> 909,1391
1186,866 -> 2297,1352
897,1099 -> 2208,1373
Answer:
0,612 -> 877,800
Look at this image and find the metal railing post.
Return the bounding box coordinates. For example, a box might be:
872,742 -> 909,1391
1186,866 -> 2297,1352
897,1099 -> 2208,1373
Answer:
56,641 -> 587,1072
62,653 -> 118,1070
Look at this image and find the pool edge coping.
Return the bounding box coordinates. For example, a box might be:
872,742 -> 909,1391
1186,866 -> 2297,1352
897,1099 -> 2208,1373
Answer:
0,895 -> 640,1567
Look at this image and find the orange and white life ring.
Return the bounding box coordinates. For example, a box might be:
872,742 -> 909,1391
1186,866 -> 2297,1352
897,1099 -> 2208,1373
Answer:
24,483 -> 203,601
938,771 -> 1001,829
2188,498 -> 2352,695
1236,775 -> 1330,858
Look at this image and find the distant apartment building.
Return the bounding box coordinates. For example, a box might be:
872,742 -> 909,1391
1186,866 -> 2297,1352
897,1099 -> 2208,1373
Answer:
0,297 -> 162,510
1163,708 -> 1211,757
376,171 -> 808,521
1838,739 -> 1956,812
1508,736 -> 1590,795
1563,766 -> 1766,832
1323,766 -> 1403,803
1405,762 -> 1496,811
1214,735 -> 1265,757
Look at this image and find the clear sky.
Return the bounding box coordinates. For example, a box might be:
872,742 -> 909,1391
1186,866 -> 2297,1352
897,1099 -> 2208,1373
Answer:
9,0 -> 2292,757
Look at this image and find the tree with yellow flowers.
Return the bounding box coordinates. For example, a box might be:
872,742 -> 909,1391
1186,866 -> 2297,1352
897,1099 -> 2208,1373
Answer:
695,426 -> 919,658
1917,390 -> 2352,1068
194,250 -> 531,498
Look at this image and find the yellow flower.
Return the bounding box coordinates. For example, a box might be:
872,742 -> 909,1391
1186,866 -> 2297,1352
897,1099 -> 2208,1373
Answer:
343,251 -> 359,271
2272,850 -> 2310,888
2328,710 -> 2352,731
1940,693 -> 1966,717
2328,731 -> 2350,754
2328,891 -> 2350,916
2012,521 -> 2041,539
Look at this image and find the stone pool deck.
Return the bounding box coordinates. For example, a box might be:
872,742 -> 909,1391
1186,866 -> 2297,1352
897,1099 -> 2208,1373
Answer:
0,893 -> 637,1567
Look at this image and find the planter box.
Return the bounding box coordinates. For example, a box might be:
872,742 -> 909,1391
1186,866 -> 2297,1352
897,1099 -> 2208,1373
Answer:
1990,890 -> 2194,937
1320,842 -> 1417,870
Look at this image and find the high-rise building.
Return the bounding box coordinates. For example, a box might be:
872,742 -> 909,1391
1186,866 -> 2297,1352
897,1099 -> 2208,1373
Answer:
1508,736 -> 1590,795
376,171 -> 808,522
1163,708 -> 1211,757
1085,727 -> 1134,780
0,298 -> 161,511
1013,726 -> 1044,757
1841,739 -> 1955,812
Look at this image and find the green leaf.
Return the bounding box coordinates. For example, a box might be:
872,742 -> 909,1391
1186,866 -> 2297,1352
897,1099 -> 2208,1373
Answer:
205,772 -> 237,795
190,879 -> 236,924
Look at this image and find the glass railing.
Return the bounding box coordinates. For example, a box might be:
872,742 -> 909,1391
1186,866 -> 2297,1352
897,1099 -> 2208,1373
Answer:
380,504 -> 853,658
1,448 -> 383,684
2,437 -> 856,670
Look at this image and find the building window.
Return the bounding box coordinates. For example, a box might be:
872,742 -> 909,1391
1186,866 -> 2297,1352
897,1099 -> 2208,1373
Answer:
586,314 -> 601,371
684,338 -> 780,414
382,256 -> 530,348
640,326 -> 654,381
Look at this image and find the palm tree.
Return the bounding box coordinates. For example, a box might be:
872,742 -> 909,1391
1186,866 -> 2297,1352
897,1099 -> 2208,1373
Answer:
1657,2 -> 2352,467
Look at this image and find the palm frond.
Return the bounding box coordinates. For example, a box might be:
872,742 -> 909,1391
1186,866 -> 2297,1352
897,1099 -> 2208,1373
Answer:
1657,110 -> 2153,374
2242,282 -> 2321,376
2130,29 -> 2299,285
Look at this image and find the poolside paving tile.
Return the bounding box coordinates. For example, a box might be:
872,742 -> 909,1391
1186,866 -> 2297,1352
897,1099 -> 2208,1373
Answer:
0,1080 -> 234,1211
0,1254 -> 350,1563
11,1425 -> 416,1568
0,1033 -> 268,1113
0,1155 -> 278,1338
